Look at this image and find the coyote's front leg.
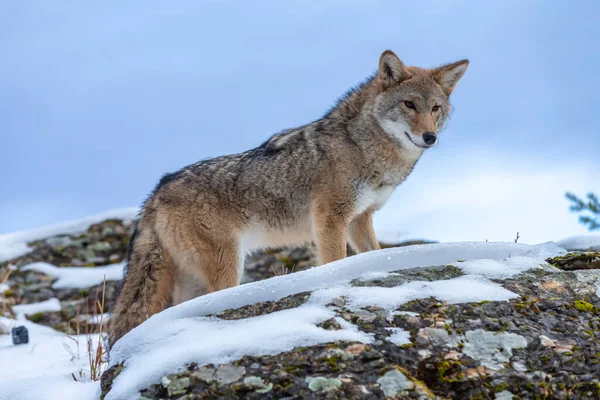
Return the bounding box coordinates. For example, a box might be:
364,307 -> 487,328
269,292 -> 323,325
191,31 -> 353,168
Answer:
312,194 -> 351,265
348,211 -> 381,253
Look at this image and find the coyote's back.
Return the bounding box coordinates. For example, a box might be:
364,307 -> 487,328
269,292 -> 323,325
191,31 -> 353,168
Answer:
109,50 -> 469,347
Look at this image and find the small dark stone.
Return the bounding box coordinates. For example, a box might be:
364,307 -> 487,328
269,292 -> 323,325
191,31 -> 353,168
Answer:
12,326 -> 29,345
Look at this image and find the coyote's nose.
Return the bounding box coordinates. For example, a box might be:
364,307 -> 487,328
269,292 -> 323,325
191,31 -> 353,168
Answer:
423,132 -> 437,145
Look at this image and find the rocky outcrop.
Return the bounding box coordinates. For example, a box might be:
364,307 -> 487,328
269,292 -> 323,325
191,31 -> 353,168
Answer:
103,252 -> 600,399
2,219 -> 600,399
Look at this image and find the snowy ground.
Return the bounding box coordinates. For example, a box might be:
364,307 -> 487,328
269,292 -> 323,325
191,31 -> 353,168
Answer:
1,212 -> 599,400
0,316 -> 101,400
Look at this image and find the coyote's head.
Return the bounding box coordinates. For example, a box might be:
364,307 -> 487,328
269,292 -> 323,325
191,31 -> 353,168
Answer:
372,50 -> 468,150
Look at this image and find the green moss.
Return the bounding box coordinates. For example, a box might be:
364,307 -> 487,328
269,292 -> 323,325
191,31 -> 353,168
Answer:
437,360 -> 463,383
3,289 -> 14,297
546,252 -> 600,267
393,365 -> 435,398
574,299 -> 596,313
26,312 -> 45,323
283,365 -> 299,374
444,324 -> 452,334
278,255 -> 295,268
322,355 -> 342,372
494,383 -> 511,393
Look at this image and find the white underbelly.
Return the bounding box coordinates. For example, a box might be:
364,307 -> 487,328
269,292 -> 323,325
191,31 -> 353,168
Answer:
241,220 -> 314,252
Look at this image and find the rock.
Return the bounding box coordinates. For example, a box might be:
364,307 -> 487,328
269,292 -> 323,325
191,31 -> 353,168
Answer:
161,376 -> 189,397
191,366 -> 215,383
215,364 -> 245,384
88,241 -> 112,252
306,376 -> 342,392
317,317 -> 342,330
462,329 -> 528,370
546,252 -> 600,270
377,369 -> 414,396
46,236 -> 73,248
538,334 -> 556,348
243,376 -> 272,393
495,390 -> 514,400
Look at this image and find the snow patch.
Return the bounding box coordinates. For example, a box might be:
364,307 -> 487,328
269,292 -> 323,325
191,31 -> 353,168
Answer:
457,256 -> 545,279
386,328 -> 411,346
0,317 -> 103,400
105,305 -> 371,400
309,275 -> 518,312
21,262 -> 124,289
13,298 -> 62,318
0,207 -> 138,263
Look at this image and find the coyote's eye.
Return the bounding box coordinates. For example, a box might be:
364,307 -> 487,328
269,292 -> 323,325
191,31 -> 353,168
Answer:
432,105 -> 441,112
404,101 -> 416,110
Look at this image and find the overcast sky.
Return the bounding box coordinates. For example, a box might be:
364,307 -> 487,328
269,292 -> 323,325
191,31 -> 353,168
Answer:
1,1 -> 598,243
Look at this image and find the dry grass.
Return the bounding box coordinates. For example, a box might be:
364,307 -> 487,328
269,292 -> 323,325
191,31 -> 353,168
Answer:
64,275 -> 109,382
270,263 -> 296,277
0,264 -> 16,318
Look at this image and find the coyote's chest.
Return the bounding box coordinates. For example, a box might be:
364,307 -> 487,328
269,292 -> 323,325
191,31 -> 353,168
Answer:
353,167 -> 413,215
354,183 -> 396,215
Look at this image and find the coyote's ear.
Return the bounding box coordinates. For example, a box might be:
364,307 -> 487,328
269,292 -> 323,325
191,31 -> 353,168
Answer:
432,59 -> 469,96
378,50 -> 410,88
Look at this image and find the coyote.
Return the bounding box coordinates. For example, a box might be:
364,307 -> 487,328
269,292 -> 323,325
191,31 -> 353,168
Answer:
109,50 -> 468,346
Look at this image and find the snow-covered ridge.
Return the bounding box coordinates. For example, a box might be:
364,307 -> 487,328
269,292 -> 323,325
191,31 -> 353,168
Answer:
106,241 -> 565,400
0,207 -> 138,263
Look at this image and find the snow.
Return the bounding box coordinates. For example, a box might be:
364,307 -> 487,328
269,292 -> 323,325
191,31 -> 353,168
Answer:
21,262 -> 125,289
457,256 -> 547,279
13,298 -> 62,318
0,208 -> 138,263
105,305 -> 371,400
106,241 -> 565,399
556,235 -> 600,251
310,275 -> 519,313
386,328 -> 411,346
0,283 -> 8,294
0,317 -> 102,400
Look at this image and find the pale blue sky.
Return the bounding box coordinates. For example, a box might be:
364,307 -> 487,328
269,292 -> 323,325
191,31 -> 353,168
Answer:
1,1 -> 598,243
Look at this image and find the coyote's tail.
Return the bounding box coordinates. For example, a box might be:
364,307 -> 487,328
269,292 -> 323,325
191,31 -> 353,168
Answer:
108,212 -> 174,348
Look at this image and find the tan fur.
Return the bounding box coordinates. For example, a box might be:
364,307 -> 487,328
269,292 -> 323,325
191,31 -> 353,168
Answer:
109,50 -> 469,347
